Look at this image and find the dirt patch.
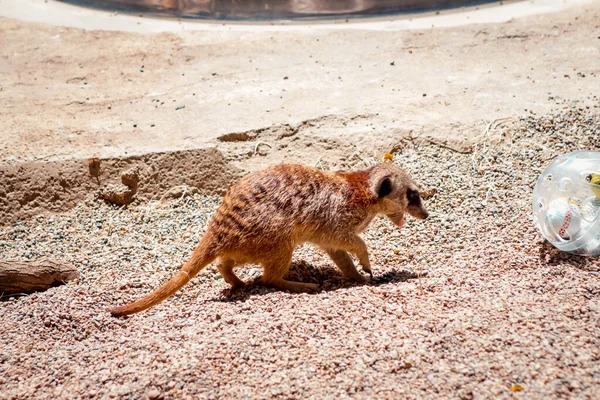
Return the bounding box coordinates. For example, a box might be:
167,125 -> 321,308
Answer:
0,148 -> 242,226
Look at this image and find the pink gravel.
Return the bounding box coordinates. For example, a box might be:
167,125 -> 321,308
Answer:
1,107 -> 600,399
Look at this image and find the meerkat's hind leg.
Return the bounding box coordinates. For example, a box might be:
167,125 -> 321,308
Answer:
261,252 -> 320,293
217,258 -> 246,289
325,249 -> 368,283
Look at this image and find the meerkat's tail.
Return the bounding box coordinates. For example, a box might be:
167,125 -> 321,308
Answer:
109,235 -> 217,317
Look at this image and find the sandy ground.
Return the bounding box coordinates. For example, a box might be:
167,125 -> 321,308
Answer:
1,105 -> 600,399
2,2 -> 599,164
1,1 -> 600,398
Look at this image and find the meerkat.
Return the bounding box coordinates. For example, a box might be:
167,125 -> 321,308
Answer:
110,162 -> 429,316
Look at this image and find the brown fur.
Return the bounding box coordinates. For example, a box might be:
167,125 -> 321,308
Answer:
110,162 -> 429,316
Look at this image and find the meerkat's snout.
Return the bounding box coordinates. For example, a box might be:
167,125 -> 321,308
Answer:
405,186 -> 429,221
412,207 -> 429,220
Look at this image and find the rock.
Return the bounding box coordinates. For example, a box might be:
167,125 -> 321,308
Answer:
0,258 -> 80,294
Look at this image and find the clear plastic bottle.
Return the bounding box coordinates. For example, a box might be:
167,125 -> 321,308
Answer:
532,150 -> 600,256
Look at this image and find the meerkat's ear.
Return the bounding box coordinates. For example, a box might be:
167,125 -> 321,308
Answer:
376,176 -> 393,198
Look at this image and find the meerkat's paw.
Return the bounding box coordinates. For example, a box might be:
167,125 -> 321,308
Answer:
361,267 -> 374,280
286,281 -> 320,293
302,282 -> 321,292
350,274 -> 368,283
230,281 -> 246,290
267,279 -> 320,293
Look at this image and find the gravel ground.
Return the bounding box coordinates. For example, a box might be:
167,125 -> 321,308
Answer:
1,105 -> 600,399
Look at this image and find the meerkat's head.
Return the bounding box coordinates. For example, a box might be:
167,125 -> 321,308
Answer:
369,162 -> 429,227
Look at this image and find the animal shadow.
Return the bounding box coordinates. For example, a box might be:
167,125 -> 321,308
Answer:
214,260 -> 423,303
538,240 -> 600,272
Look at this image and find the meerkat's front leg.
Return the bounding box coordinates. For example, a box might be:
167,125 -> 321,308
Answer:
351,237 -> 373,279
327,235 -> 373,279
325,249 -> 368,283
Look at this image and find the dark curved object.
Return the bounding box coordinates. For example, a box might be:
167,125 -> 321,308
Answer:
56,0 -> 499,22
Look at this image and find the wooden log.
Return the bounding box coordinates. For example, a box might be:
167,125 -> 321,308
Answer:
0,259 -> 80,295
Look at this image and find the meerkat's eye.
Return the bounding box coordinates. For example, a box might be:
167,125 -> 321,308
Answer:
407,189 -> 419,203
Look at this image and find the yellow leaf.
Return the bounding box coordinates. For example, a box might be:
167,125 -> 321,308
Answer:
383,153 -> 394,161
510,383 -> 524,392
